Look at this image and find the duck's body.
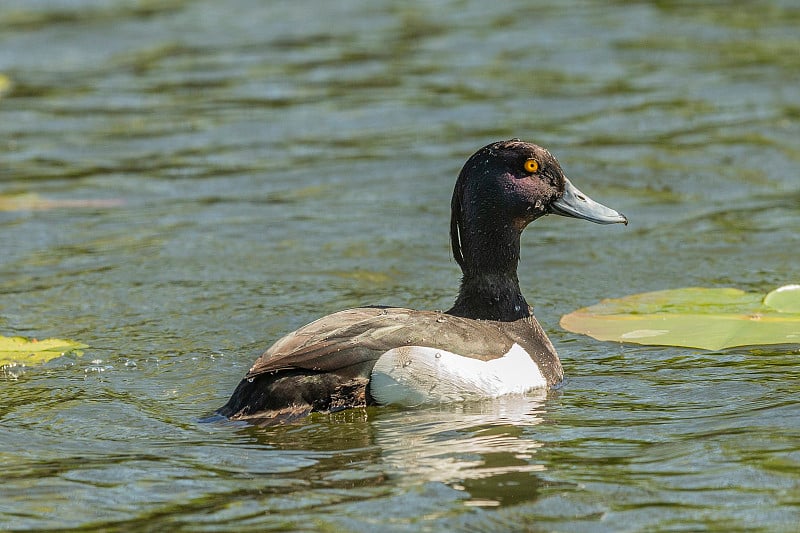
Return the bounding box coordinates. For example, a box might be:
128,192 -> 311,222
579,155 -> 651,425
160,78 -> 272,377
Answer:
218,140 -> 627,423
218,307 -> 560,422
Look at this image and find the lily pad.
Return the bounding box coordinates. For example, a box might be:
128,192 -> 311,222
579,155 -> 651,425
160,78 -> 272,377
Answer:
763,284 -> 800,313
0,335 -> 87,367
0,193 -> 124,211
560,286 -> 800,350
0,73 -> 11,97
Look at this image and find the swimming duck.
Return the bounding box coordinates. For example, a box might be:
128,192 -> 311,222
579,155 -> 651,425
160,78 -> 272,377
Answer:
218,140 -> 627,423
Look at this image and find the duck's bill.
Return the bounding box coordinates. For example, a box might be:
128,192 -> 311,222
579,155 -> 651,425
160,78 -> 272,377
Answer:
550,178 -> 628,225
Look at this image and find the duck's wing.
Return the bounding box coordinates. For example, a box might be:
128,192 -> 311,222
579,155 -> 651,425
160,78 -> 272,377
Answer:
245,306 -> 525,378
244,307 -> 414,379
220,307 -> 446,421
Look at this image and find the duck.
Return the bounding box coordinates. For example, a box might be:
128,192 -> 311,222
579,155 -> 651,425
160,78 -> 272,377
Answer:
217,139 -> 627,423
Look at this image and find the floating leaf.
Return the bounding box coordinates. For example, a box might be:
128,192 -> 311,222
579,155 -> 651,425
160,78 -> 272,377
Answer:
0,193 -> 124,211
560,286 -> 800,350
763,284 -> 800,313
0,335 -> 87,367
0,73 -> 11,97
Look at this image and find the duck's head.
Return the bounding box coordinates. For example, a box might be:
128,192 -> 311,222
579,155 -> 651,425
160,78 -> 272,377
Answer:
450,139 -> 627,272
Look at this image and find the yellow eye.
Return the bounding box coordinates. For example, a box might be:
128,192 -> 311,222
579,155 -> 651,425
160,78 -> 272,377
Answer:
523,159 -> 539,173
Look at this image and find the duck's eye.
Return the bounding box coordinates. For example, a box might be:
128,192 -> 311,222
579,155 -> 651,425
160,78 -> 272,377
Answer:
523,159 -> 539,173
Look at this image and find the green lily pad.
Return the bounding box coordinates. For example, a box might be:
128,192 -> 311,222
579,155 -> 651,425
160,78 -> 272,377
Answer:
0,73 -> 11,97
0,335 -> 87,367
560,286 -> 800,350
0,193 -> 124,211
763,284 -> 800,313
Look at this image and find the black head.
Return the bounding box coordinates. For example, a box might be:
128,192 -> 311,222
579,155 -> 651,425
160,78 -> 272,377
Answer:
450,139 -> 627,272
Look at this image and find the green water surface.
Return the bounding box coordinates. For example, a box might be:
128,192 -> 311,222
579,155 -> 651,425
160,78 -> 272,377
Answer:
1,1 -> 799,530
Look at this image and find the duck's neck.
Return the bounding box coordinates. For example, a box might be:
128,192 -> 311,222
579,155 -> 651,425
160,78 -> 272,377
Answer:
446,222 -> 531,322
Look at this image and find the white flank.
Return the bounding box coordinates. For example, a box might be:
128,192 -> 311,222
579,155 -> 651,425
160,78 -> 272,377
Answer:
369,343 -> 546,406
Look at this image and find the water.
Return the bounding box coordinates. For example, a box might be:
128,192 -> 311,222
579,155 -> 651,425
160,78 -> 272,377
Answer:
1,0 -> 799,530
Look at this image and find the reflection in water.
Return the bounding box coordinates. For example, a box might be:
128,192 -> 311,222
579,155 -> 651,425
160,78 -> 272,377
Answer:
237,392 -> 550,508
372,392 -> 548,507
